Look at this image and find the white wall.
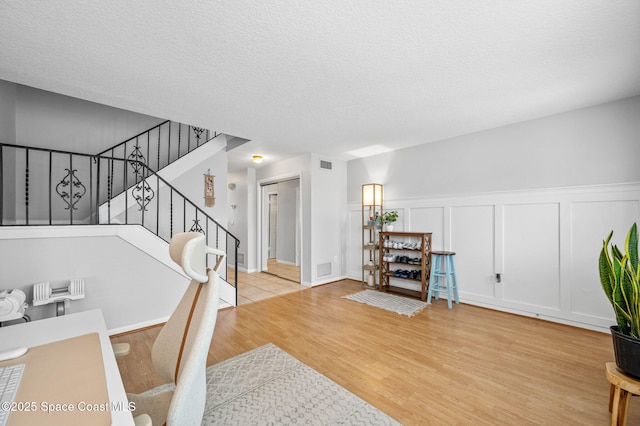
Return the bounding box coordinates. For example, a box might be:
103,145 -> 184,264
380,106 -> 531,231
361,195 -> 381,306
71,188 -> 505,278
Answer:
0,80 -> 17,222
256,154 -> 311,282
346,96 -> 640,331
0,227 -> 188,333
311,154 -> 348,282
0,80 -> 16,143
348,96 -> 640,203
168,143 -> 228,230
227,170 -> 248,270
14,83 -> 163,153
252,153 -> 347,285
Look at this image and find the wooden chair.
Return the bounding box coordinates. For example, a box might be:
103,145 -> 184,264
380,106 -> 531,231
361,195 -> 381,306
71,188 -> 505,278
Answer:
606,362 -> 640,425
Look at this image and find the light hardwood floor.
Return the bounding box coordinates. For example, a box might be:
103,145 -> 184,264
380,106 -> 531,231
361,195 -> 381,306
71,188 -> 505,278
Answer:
111,279 -> 634,425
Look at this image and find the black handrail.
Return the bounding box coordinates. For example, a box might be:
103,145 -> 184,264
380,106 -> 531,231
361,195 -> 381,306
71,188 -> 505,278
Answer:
0,143 -> 239,293
96,120 -> 218,174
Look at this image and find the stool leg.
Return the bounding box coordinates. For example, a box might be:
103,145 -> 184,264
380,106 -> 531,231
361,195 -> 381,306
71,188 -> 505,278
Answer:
450,256 -> 459,304
434,255 -> 441,300
445,257 -> 453,309
427,255 -> 438,304
611,386 -> 622,426
620,390 -> 631,425
609,383 -> 614,413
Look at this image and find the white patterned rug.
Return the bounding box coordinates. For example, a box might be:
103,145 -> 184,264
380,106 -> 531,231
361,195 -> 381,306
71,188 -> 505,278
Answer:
202,343 -> 400,425
344,290 -> 427,317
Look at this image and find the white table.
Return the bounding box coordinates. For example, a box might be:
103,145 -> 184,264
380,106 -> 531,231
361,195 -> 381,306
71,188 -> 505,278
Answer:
0,309 -> 134,425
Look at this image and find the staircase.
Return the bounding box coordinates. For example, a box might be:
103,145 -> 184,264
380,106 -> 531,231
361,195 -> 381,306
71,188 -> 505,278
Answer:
0,120 -> 239,302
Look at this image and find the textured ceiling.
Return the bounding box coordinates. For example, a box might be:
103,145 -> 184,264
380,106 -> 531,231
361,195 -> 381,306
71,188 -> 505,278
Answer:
1,1 -> 639,170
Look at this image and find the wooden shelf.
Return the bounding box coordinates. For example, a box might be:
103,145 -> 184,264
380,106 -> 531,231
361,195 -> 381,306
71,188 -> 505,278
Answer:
384,273 -> 422,283
362,189 -> 383,288
381,285 -> 423,299
379,231 -> 432,301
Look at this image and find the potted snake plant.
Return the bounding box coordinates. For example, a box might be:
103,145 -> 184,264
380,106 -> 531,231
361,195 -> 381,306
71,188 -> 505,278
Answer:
599,222 -> 640,378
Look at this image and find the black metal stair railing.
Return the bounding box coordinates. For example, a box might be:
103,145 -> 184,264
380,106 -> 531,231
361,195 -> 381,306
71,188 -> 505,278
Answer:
0,143 -> 239,295
96,120 -> 218,174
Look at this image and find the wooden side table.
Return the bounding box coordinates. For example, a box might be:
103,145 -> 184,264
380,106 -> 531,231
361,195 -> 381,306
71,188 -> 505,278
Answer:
606,362 -> 640,425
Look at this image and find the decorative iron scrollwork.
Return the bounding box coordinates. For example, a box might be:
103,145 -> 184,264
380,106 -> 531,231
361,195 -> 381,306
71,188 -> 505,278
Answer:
128,145 -> 147,175
128,144 -> 155,211
56,168 -> 86,210
192,127 -> 205,141
190,219 -> 204,233
132,180 -> 155,211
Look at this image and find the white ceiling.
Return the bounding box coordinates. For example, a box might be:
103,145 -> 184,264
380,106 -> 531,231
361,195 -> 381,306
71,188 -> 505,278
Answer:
1,1 -> 639,172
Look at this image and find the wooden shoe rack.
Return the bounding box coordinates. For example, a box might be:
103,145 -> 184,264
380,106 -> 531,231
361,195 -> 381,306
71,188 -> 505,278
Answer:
379,231 -> 432,301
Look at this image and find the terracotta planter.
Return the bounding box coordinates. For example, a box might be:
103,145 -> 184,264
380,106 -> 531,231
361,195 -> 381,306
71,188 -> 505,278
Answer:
611,326 -> 640,379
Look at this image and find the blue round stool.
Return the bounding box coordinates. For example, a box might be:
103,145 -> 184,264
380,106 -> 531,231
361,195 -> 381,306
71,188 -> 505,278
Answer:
427,251 -> 459,309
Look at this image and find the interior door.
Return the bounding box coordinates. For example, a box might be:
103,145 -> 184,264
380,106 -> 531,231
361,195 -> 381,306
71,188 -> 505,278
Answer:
260,179 -> 301,283
268,194 -> 278,259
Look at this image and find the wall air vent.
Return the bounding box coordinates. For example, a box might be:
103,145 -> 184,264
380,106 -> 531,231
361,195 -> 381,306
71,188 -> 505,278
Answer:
317,262 -> 332,277
320,160 -> 332,170
238,253 -> 245,265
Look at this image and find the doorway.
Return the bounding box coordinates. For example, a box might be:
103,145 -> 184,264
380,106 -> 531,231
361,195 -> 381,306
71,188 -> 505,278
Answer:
260,178 -> 301,283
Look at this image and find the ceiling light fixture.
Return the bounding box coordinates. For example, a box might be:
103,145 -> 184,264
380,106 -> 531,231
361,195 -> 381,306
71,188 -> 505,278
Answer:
252,155 -> 263,163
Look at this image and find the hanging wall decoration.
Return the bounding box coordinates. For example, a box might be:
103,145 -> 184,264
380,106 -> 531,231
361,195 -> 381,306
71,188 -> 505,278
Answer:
204,169 -> 215,207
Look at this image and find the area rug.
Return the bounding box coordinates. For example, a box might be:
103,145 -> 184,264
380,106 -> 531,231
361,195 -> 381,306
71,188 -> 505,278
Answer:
344,289 -> 427,317
202,343 -> 401,425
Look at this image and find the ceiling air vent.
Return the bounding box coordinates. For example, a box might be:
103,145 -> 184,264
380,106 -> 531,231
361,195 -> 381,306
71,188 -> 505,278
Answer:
320,160 -> 332,170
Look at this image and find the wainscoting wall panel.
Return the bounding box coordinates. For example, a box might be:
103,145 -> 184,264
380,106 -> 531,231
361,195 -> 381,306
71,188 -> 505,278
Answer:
450,205 -> 495,301
346,183 -> 640,332
347,209 -> 363,281
503,202 -> 561,310
408,207 -> 444,251
569,200 -> 640,323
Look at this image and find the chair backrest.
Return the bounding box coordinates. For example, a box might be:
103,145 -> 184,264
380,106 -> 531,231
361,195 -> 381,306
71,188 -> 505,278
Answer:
151,232 -> 225,425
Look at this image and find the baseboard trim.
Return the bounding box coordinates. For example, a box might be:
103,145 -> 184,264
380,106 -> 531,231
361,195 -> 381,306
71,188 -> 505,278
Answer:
302,275 -> 348,288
